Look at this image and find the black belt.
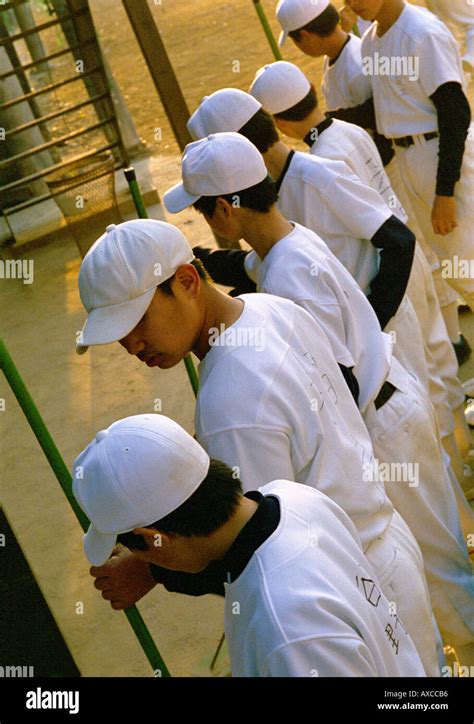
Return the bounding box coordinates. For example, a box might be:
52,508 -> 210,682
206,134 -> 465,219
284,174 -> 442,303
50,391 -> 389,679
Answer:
393,132 -> 438,148
374,381 -> 397,410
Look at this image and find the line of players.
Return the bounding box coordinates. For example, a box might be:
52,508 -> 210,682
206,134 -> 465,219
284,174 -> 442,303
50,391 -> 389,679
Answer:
71,0 -> 474,676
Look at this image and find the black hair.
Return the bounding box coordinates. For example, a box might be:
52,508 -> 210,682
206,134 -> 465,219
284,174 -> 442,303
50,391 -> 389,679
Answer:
274,86 -> 319,122
238,108 -> 280,153
288,4 -> 340,41
192,175 -> 278,218
158,257 -> 208,296
116,459 -> 243,549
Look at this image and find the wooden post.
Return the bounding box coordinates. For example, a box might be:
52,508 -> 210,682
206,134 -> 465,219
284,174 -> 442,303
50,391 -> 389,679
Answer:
122,0 -> 192,152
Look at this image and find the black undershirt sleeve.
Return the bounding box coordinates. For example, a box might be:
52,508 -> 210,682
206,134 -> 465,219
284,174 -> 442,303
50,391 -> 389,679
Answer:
430,81 -> 471,197
193,246 -> 256,294
328,97 -> 377,131
339,365 -> 360,407
371,132 -> 395,168
149,563 -> 225,597
368,215 -> 416,331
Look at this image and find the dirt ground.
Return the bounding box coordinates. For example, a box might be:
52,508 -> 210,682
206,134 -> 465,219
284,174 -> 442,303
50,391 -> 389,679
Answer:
23,0 -> 436,163
86,0 -> 438,155
88,0 -> 322,154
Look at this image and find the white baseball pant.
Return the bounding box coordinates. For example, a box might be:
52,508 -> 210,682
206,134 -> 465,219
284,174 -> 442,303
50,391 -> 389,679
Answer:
366,508 -> 442,676
363,358 -> 474,662
385,155 -> 465,429
393,134 -> 474,312
385,294 -> 429,392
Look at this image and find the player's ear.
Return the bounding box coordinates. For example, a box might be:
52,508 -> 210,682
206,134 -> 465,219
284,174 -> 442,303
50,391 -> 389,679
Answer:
133,527 -> 171,551
273,116 -> 286,132
174,263 -> 201,297
215,196 -> 235,219
274,116 -> 294,138
299,29 -> 312,44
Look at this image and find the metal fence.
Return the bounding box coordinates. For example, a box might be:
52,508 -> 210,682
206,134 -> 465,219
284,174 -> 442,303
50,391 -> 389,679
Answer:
0,0 -> 127,216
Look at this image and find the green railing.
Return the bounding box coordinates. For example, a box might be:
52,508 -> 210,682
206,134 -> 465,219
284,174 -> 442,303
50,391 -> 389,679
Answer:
0,337 -> 171,677
252,0 -> 283,61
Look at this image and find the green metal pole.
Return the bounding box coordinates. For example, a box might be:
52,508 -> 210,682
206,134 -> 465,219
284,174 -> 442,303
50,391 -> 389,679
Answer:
184,356 -> 200,398
252,0 -> 283,61
124,167 -> 149,220
0,338 -> 171,677
124,167 -> 199,397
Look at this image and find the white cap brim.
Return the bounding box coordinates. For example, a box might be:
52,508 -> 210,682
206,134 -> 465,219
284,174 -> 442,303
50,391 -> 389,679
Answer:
163,183 -> 201,214
278,30 -> 288,47
76,286 -> 157,354
83,525 -> 118,566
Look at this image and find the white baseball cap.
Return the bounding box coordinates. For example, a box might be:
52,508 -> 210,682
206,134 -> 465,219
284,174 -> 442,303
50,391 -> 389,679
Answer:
250,62 -> 311,115
276,0 -> 330,46
76,220 -> 193,354
187,89 -> 262,141
72,414 -> 210,566
164,132 -> 268,214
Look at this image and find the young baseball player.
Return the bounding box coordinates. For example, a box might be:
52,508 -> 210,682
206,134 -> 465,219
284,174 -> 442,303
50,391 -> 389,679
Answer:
276,0 -> 470,366
164,131 -> 474,667
185,89 -> 433,411
249,60 -> 473,479
339,3 -> 372,36
276,0 -> 394,168
76,215 -> 441,674
276,0 -> 369,109
338,1 -> 474,323
73,413 -> 427,677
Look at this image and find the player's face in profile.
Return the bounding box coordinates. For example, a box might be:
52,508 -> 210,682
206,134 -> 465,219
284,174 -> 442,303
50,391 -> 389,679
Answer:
292,31 -> 325,58
202,199 -> 242,244
346,0 -> 384,21
118,270 -> 203,369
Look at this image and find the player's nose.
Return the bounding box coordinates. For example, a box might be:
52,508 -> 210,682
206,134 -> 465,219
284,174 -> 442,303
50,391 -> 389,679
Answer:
119,334 -> 144,356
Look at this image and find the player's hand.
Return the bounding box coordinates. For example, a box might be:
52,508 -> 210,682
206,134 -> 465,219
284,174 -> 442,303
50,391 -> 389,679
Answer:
339,5 -> 357,33
90,545 -> 157,610
431,196 -> 457,236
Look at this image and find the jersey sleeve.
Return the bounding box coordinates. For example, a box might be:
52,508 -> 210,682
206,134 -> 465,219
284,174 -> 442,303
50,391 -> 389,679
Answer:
324,169 -> 392,241
415,32 -> 464,98
244,250 -> 261,284
193,246 -> 256,291
199,426 -> 295,491
290,297 -> 355,370
348,68 -> 372,106
263,636 -> 380,677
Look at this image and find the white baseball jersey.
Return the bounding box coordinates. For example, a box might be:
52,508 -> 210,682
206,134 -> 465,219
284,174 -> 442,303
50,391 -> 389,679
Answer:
244,223 -> 392,413
357,19 -> 373,36
195,293 -> 392,551
322,34 -> 371,110
309,118 -> 407,223
225,480 -> 426,677
361,3 -> 465,138
274,152 -> 392,295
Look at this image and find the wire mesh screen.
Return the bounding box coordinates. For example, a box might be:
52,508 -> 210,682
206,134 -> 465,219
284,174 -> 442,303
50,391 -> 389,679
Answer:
45,152 -> 122,257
